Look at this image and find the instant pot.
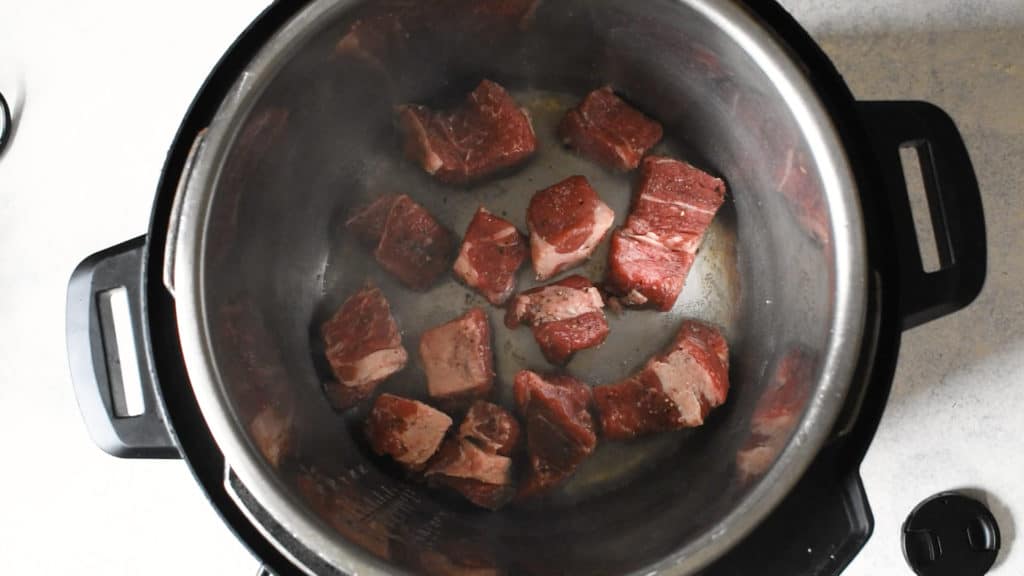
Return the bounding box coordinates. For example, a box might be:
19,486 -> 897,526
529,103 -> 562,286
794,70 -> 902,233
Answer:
66,1 -> 986,574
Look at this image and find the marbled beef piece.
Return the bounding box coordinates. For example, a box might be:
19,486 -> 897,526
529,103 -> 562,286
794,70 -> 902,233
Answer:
626,157 -> 726,253
459,400 -> 521,457
606,157 -> 726,310
346,194 -> 455,291
425,400 -> 521,510
559,86 -> 663,172
321,285 -> 408,411
606,231 -> 695,310
453,207 -> 529,305
594,320 -> 729,440
505,275 -> 608,365
366,394 -> 453,470
426,437 -> 515,510
513,371 -> 597,498
419,308 -> 495,405
527,175 -> 615,281
398,80 -> 536,184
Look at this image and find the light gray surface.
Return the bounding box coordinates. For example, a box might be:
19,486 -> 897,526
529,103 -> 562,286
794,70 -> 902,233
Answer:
0,1 -> 1020,574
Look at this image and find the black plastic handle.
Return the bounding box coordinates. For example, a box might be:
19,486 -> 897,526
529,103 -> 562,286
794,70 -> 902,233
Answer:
66,237 -> 179,458
857,101 -> 986,331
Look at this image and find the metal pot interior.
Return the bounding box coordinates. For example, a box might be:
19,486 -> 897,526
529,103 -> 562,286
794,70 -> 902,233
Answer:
187,0 -> 864,573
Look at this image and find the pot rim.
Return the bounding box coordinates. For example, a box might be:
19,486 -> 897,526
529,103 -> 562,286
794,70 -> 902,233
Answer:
169,1 -> 868,574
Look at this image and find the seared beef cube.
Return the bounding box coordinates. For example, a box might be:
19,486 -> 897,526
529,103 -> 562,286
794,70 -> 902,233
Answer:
514,371 -> 597,497
419,308 -> 495,404
559,86 -> 663,171
397,80 -> 537,184
595,320 -> 729,439
426,437 -> 514,509
527,176 -> 614,280
606,157 -> 726,310
459,400 -> 521,456
453,207 -> 529,305
736,348 -> 814,482
505,275 -> 608,364
322,285 -> 408,410
366,394 -> 453,469
346,194 -> 455,291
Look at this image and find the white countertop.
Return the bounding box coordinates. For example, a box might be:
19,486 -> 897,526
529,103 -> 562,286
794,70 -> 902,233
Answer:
0,1 -> 1020,574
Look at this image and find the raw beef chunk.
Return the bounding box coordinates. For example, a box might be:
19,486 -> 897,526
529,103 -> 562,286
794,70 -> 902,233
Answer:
453,207 -> 529,305
736,348 -> 814,482
366,394 -> 453,469
397,79 -> 537,184
625,157 -> 725,253
527,176 -> 615,280
594,320 -> 729,440
606,232 -> 695,310
419,308 -> 495,404
459,400 -> 521,457
321,285 -> 408,410
505,272 -> 606,362
426,437 -> 515,509
505,275 -> 608,364
606,156 -> 726,310
346,194 -> 455,291
559,86 -> 663,171
514,370 -> 597,497
427,400 -> 521,509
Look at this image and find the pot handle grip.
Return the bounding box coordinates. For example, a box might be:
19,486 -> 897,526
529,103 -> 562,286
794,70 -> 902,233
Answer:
857,101 -> 986,331
66,237 -> 179,458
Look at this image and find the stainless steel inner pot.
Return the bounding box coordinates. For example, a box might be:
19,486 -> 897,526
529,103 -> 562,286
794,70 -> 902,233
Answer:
167,0 -> 866,574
